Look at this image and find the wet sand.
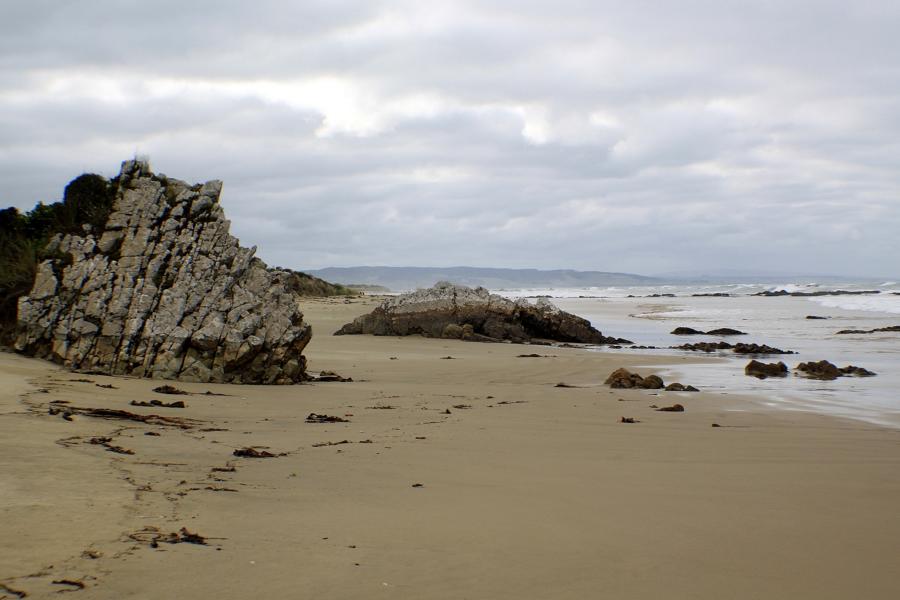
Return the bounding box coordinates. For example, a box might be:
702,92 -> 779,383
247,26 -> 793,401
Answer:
1,295 -> 898,599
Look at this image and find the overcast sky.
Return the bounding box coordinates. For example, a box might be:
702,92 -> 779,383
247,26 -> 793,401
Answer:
2,1 -> 898,277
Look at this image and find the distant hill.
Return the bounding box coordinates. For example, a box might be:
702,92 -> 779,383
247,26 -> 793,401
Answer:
303,266 -> 658,292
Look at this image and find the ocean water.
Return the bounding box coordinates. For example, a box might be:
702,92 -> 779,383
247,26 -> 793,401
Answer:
496,282 -> 900,428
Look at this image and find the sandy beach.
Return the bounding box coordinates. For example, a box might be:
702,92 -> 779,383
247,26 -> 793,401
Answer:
2,295 -> 899,599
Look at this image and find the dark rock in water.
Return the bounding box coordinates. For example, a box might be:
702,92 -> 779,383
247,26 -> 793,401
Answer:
755,289 -> 880,297
647,293 -> 676,298
835,325 -> 900,335
14,160 -> 312,384
604,368 -> 664,389
732,343 -> 794,355
796,360 -> 877,380
692,293 -> 731,297
672,342 -> 794,354
745,360 -> 788,379
656,404 -> 685,412
840,365 -> 876,377
805,315 -> 829,320
671,327 -> 746,336
671,327 -> 705,335
335,282 -> 622,344
795,360 -> 841,380
706,328 -> 746,336
604,368 -> 644,389
665,382 -> 699,392
639,375 -> 665,390
672,341 -> 733,352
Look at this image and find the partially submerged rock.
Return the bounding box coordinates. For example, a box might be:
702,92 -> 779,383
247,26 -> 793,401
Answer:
835,325 -> 900,335
755,289 -> 880,297
673,341 -> 793,354
673,341 -> 734,352
640,375 -> 665,390
604,368 -> 665,389
14,160 -> 311,383
732,343 -> 795,355
706,328 -> 746,336
796,360 -> 841,380
665,382 -> 699,392
605,368 -> 645,388
671,327 -> 705,335
335,282 -> 626,345
671,327 -> 746,335
744,360 -> 788,379
796,360 -> 877,380
841,365 -> 877,377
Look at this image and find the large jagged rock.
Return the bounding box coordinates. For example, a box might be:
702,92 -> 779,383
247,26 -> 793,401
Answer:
335,282 -> 625,344
14,159 -> 311,383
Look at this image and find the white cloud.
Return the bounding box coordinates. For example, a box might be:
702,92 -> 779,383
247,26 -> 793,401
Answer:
1,0 -> 898,277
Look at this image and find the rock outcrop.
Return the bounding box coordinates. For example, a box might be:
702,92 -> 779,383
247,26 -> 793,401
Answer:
605,368 -> 698,391
664,382 -> 699,392
671,327 -> 705,335
673,341 -> 794,354
732,343 -> 794,355
754,289 -> 880,297
335,282 -> 627,345
605,368 -> 663,389
673,341 -> 734,352
671,327 -> 746,335
795,360 -> 876,380
15,159 -> 311,383
744,360 -> 788,379
835,325 -> 900,335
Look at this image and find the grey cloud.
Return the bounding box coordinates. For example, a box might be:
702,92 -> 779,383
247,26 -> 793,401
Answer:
1,1 -> 898,277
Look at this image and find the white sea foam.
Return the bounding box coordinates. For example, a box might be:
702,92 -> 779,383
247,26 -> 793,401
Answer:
808,294 -> 900,315
631,308 -> 743,319
768,282 -> 820,293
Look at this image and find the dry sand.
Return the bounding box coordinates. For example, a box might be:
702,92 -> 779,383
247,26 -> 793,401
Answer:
1,295 -> 898,599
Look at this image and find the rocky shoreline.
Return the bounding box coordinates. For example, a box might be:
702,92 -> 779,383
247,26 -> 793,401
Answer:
335,281 -> 631,345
